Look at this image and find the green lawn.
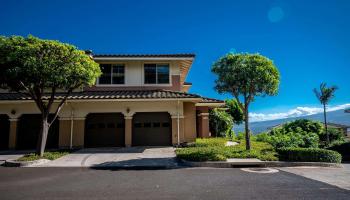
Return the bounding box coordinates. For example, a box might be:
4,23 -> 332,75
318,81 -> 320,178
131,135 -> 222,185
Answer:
17,150 -> 72,161
176,138 -> 278,162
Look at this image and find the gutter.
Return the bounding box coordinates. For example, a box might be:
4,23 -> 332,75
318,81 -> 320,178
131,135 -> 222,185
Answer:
0,98 -> 203,104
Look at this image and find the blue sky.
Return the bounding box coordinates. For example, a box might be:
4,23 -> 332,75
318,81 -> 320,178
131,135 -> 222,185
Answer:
1,0 -> 349,121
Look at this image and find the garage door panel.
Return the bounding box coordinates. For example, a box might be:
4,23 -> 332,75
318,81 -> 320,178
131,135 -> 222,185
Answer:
85,113 -> 124,148
132,112 -> 171,146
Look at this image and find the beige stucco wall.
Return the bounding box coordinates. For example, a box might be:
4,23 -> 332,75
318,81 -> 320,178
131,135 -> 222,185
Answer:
183,102 -> 197,142
0,100 -> 185,119
0,100 -> 198,148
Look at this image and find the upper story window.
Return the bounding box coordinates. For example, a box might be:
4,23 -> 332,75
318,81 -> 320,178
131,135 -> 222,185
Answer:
98,64 -> 125,85
144,64 -> 169,84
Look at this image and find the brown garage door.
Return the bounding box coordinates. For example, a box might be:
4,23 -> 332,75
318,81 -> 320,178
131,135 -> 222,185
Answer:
17,114 -> 59,150
0,115 -> 9,150
132,112 -> 171,146
85,113 -> 125,148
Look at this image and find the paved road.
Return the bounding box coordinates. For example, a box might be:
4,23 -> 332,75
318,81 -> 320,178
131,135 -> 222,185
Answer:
0,167 -> 349,200
279,164 -> 350,190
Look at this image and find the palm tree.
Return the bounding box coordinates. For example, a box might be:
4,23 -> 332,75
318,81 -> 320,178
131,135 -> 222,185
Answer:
313,83 -> 338,145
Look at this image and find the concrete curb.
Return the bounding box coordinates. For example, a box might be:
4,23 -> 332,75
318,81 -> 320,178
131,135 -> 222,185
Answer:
264,161 -> 342,168
180,159 -> 265,168
180,159 -> 342,168
4,159 -> 51,167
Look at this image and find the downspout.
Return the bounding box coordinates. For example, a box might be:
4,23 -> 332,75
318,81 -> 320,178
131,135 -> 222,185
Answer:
69,104 -> 74,150
177,100 -> 180,146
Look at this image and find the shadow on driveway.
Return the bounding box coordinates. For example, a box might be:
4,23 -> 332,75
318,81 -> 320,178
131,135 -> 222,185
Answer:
90,157 -> 185,170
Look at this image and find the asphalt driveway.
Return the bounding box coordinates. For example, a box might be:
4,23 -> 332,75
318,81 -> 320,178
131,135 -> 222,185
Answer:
41,147 -> 177,168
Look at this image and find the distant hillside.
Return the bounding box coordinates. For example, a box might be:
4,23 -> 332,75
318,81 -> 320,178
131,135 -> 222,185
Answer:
233,109 -> 350,134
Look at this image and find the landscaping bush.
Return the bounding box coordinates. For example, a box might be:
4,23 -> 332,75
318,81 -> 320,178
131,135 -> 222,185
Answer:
327,141 -> 350,161
176,147 -> 227,161
255,119 -> 343,149
318,127 -> 346,148
17,150 -> 71,161
209,108 -> 233,137
176,138 -> 278,162
277,147 -> 342,163
195,138 -> 228,147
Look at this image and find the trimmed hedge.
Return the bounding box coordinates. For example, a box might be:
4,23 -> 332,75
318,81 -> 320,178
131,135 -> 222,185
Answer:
277,148 -> 342,163
327,141 -> 350,161
176,138 -> 278,162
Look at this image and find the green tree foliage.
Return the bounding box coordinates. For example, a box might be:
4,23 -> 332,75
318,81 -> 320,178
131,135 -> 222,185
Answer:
318,127 -> 346,147
225,99 -> 243,124
313,83 -> 338,144
209,108 -> 234,138
0,35 -> 101,156
256,119 -> 345,149
212,53 -> 280,150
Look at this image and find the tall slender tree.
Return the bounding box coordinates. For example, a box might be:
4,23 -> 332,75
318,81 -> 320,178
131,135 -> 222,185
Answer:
313,83 -> 338,145
212,53 -> 280,150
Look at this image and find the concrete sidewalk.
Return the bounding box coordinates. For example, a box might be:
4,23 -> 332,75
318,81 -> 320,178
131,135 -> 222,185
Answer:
39,147 -> 178,168
0,151 -> 29,165
279,163 -> 350,190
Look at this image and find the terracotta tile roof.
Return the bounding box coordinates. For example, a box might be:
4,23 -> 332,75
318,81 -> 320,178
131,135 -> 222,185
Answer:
0,90 -> 201,101
93,53 -> 195,58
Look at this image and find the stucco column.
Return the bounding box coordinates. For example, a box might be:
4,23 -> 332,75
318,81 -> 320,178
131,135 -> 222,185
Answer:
198,113 -> 210,138
73,118 -> 85,148
8,118 -> 18,150
58,118 -> 71,149
171,115 -> 184,146
124,116 -> 133,147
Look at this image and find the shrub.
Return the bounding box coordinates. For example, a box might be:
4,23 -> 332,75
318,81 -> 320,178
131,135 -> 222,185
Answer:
327,141 -> 350,161
176,147 -> 227,161
277,147 -> 342,163
236,132 -> 244,140
17,150 -> 71,161
256,132 -> 270,142
195,138 -> 228,147
176,138 -> 278,161
256,119 -> 332,149
319,127 -> 346,147
209,108 -> 234,137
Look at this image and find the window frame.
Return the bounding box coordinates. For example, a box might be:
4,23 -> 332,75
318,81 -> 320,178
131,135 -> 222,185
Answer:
143,63 -> 171,85
97,63 -> 126,85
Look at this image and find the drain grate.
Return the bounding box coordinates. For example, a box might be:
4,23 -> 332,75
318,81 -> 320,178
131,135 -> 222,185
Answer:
240,168 -> 279,174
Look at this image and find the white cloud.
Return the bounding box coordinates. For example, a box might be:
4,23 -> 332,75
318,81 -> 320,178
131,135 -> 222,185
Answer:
249,103 -> 350,122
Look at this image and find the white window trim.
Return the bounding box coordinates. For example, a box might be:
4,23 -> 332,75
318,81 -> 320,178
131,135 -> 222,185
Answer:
142,63 -> 172,86
97,64 -> 126,86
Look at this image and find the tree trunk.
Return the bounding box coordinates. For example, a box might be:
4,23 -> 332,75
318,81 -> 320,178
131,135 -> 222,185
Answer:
36,114 -> 49,157
244,106 -> 251,150
323,104 -> 329,145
